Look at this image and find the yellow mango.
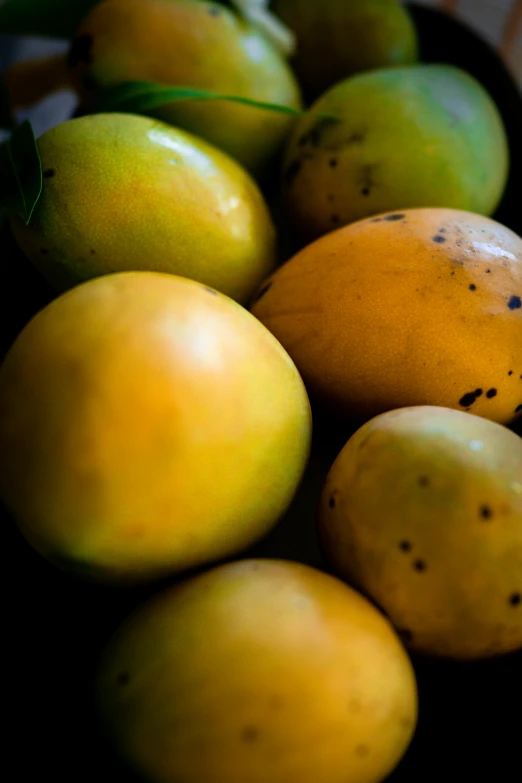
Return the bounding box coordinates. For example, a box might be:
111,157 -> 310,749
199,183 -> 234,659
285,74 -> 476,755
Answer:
250,207 -> 522,425
68,0 -> 302,173
9,113 -> 276,304
0,272 -> 312,584
318,406 -> 522,659
96,558 -> 418,783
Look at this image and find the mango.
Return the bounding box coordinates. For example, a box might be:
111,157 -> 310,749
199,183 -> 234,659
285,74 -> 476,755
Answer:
96,558 -> 418,783
281,64 -> 508,241
0,272 -> 312,584
68,0 -> 302,173
9,113 -> 276,304
272,0 -> 418,100
318,406 -> 522,660
250,207 -> 522,425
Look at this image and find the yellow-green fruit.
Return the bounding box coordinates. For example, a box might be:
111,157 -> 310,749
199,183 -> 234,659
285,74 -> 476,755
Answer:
250,207 -> 522,425
281,64 -> 508,241
97,558 -> 418,783
68,0 -> 302,173
318,406 -> 522,659
9,113 -> 276,304
272,0 -> 418,99
0,272 -> 312,584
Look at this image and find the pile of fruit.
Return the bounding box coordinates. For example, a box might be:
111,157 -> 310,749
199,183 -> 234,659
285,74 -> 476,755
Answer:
1,1 -> 522,782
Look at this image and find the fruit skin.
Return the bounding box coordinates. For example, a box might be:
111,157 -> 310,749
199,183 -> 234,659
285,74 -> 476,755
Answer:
272,0 -> 418,101
68,0 -> 302,174
96,558 -> 418,783
318,406 -> 522,660
250,207 -> 522,425
281,64 -> 509,241
0,272 -> 312,584
9,113 -> 276,304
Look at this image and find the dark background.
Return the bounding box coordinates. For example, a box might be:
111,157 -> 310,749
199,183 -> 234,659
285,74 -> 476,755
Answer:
3,5 -> 522,781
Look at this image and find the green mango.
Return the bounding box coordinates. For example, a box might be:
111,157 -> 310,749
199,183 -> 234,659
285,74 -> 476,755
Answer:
281,64 -> 509,241
272,0 -> 418,100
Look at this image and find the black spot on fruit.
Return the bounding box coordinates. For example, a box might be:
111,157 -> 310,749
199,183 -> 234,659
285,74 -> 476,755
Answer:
346,129 -> 367,144
469,284 -> 477,291
418,476 -> 430,487
241,726 -> 260,743
414,559 -> 427,572
509,593 -> 521,607
432,235 -> 446,243
459,389 -> 483,407
509,370 -> 514,376
384,213 -> 405,222
508,295 -> 522,310
515,404 -> 522,413
43,168 -> 55,178
285,159 -> 303,186
117,672 -> 130,687
204,287 -> 218,295
328,496 -> 336,509
329,158 -> 338,167
486,388 -> 497,398
370,217 -> 382,223
358,164 -> 378,198
208,5 -> 221,14
68,34 -> 94,68
249,281 -> 273,307
486,269 -> 491,273
479,505 -> 493,520
397,628 -> 414,643
438,227 -> 447,233
298,117 -> 338,148
399,541 -> 412,552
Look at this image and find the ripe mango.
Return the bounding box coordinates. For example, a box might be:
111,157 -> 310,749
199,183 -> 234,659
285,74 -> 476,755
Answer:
318,406 -> 522,659
272,0 -> 418,100
68,0 -> 302,173
281,64 -> 508,241
250,207 -> 522,425
96,558 -> 418,783
0,272 -> 312,584
9,113 -> 276,304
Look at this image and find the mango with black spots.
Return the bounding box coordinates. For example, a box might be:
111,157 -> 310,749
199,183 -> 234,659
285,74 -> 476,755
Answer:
250,207 -> 522,424
9,113 -> 276,304
272,0 -> 418,100
318,406 -> 522,659
96,558 -> 418,783
281,64 -> 508,241
0,272 -> 312,584
67,0 -> 302,174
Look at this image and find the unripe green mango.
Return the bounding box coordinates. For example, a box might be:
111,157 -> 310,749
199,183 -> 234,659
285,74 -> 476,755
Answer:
272,0 -> 419,100
281,64 -> 509,241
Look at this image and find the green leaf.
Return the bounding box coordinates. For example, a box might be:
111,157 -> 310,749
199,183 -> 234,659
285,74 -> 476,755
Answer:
0,120 -> 42,225
93,81 -> 339,122
0,0 -> 100,38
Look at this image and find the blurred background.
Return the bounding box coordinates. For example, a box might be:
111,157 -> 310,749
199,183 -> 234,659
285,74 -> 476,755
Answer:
1,0 -> 522,142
